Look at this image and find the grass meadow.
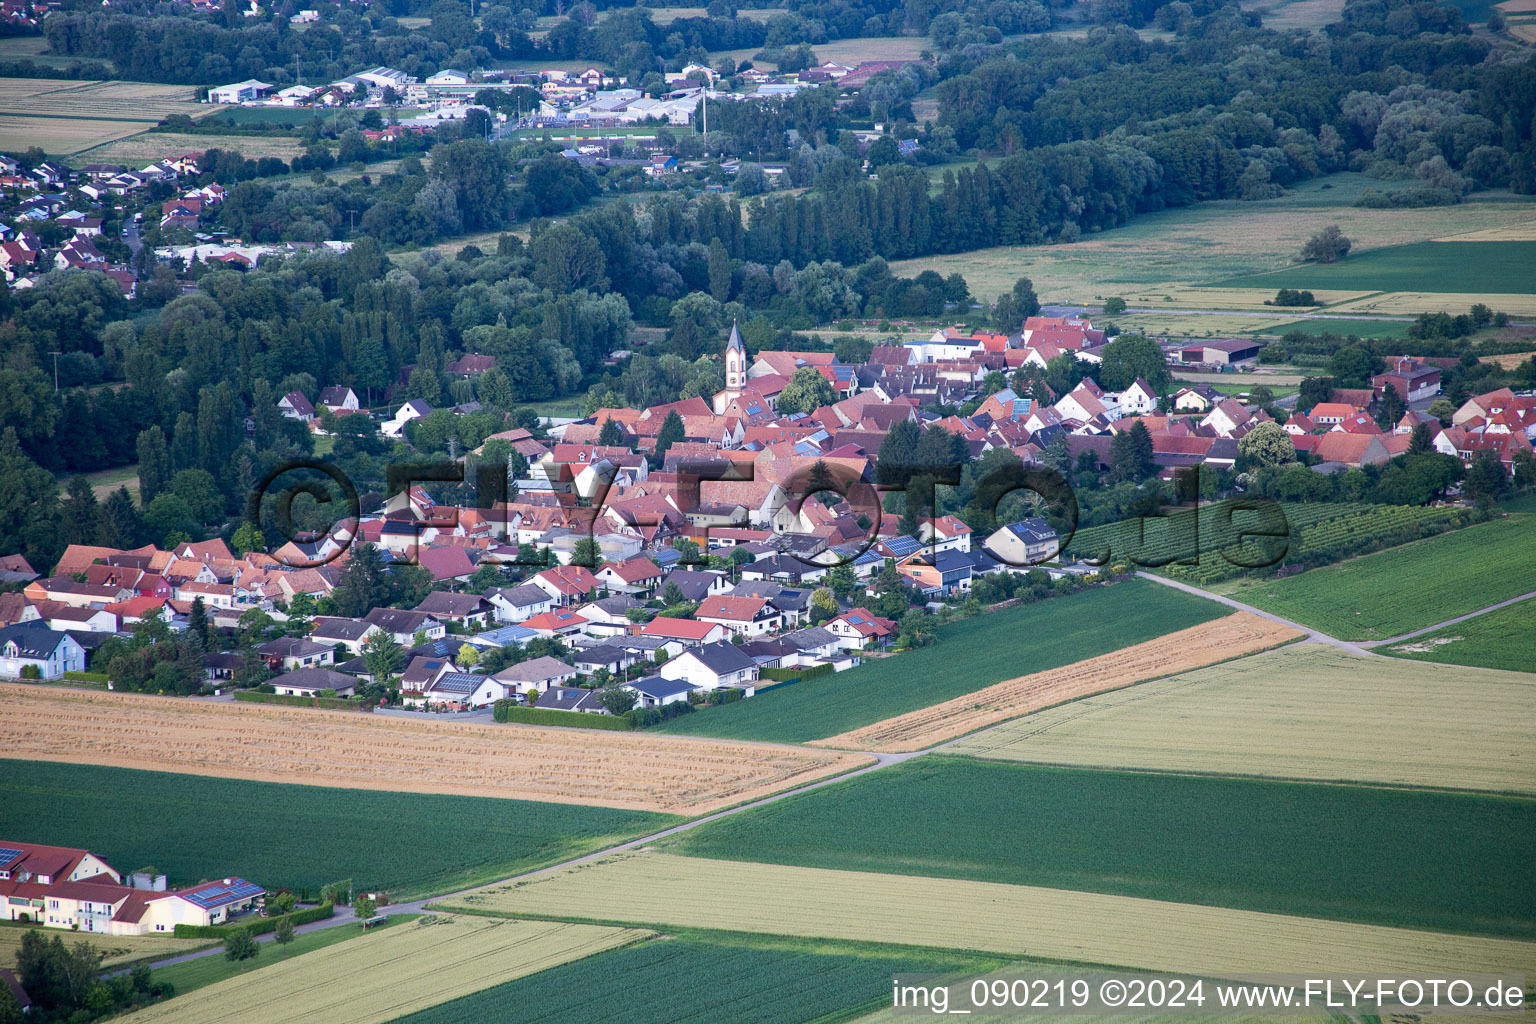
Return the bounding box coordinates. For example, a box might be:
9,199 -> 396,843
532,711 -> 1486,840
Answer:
664,757 -> 1536,937
1383,598 -> 1536,673
1211,517 -> 1536,640
887,174 -> 1536,302
654,579 -> 1225,743
387,934 -> 1001,1024
1217,240 -> 1536,293
0,759 -> 675,898
951,645 -> 1536,794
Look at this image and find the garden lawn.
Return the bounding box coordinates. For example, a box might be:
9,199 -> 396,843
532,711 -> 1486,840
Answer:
654,579 -> 1225,743
383,934 -> 1001,1024
0,759 -> 676,899
1216,240 -> 1536,293
1382,597 -> 1536,673
1209,517 -> 1536,640
664,757 -> 1536,938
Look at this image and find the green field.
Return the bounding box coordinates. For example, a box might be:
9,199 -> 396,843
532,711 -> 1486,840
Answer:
386,934 -> 1002,1024
0,760 -> 676,899
1264,317 -> 1414,338
664,757 -> 1536,938
654,580 -> 1225,743
1211,517 -> 1536,640
1383,597 -> 1536,673
1217,241 -> 1536,293
153,916 -> 416,993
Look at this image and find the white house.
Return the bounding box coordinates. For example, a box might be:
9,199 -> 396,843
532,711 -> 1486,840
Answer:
622,674 -> 694,708
317,386 -> 359,413
0,626 -> 86,680
485,583 -> 555,624
277,391 -> 315,421
658,641 -> 759,692
1115,378 -> 1159,416
382,399 -> 433,438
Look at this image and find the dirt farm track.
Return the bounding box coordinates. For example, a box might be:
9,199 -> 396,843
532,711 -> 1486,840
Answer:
0,684 -> 871,813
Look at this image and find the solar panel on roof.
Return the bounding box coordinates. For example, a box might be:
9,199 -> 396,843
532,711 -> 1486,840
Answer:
184,879 -> 262,908
0,847 -> 23,866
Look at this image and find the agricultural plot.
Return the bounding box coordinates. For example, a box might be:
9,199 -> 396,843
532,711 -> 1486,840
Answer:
656,579 -> 1225,743
154,916 -> 417,994
386,935 -> 1002,1024
1213,517 -> 1536,640
441,850 -> 1536,978
1321,289 -> 1536,319
811,612 -> 1299,752
0,759 -> 674,897
0,925 -> 210,971
887,175 -> 1536,302
1063,500 -> 1383,566
1217,241 -> 1536,294
0,685 -> 868,814
951,645 -> 1536,794
115,915 -> 646,1024
77,131 -> 306,164
665,758 -> 1536,936
1383,599 -> 1536,674
0,78 -> 214,154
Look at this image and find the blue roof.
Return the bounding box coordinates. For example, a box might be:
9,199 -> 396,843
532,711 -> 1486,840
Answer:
433,672 -> 485,695
467,625 -> 538,648
182,879 -> 263,909
625,675 -> 693,699
882,535 -> 922,557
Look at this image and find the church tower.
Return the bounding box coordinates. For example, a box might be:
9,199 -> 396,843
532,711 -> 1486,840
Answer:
725,320 -> 746,390
714,320 -> 748,415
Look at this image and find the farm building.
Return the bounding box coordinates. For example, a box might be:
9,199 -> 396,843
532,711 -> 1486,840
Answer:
1179,339 -> 1263,365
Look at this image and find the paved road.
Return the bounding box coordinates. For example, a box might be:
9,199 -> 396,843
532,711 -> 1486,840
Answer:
1356,588 -> 1536,648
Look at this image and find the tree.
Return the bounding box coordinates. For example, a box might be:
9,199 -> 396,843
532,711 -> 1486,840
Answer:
353,896 -> 377,922
0,976 -> 22,1024
707,237 -> 732,302
1098,333 -> 1170,392
1327,345 -> 1379,388
809,586 -> 839,621
662,580 -> 686,606
1238,421 -> 1296,469
362,629 -> 403,687
188,597 -> 210,648
334,543 -> 388,617
1408,421 -> 1435,455
598,418 -> 622,446
774,366 -> 837,414
273,916 -> 296,945
1302,225 -> 1351,263
654,410 -> 685,463
1297,376 -> 1336,412
62,476 -> 100,547
1463,449 -> 1510,505
1376,383 -> 1405,428
991,277 -> 1040,332
224,928 -> 259,962
1427,398 -> 1457,425
231,521 -> 265,556
98,486 -> 142,549
1103,296 -> 1126,315
599,686 -> 637,715
571,536 -> 602,567
137,425 -> 171,503
529,224 -> 607,292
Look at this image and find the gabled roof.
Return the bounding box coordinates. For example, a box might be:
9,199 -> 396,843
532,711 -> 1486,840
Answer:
680,640 -> 756,674
641,616 -> 721,641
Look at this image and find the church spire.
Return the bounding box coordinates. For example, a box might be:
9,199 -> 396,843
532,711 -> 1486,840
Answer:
726,319 -> 744,354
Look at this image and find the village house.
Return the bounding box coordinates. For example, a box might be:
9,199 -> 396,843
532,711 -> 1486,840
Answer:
983,518 -> 1061,566
658,640 -> 759,692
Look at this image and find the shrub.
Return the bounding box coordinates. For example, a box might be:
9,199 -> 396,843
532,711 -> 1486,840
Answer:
173,903 -> 334,939
234,691 -> 372,711
493,701 -> 633,730
627,701 -> 696,728
19,665 -> 40,679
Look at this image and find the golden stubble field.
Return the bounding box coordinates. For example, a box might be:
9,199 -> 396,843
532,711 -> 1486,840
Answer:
77,131 -> 305,164
0,927 -> 212,970
0,683 -> 871,813
0,78 -> 221,154
949,645 -> 1536,793
810,612 -> 1301,753
442,850 -> 1536,979
114,915 -> 647,1024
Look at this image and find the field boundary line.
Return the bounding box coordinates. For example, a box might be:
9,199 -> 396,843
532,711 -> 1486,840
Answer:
1360,589 -> 1536,647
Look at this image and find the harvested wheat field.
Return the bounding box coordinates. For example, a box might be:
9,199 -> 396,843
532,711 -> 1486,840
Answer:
443,851 -> 1536,979
811,612 -> 1300,752
115,915 -> 646,1024
0,927 -> 211,971
0,684 -> 870,814
951,645 -> 1536,793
